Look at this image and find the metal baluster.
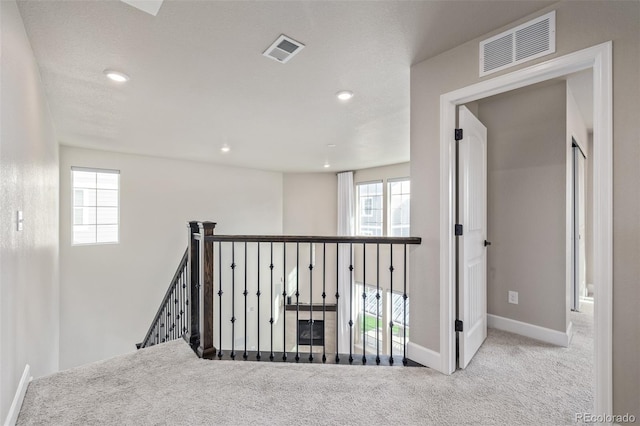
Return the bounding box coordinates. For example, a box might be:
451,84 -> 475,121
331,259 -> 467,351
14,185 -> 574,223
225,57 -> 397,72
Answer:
308,242 -> 314,362
282,243 -> 287,361
231,242 -> 236,360
376,243 -> 381,365
403,244 -> 408,366
335,243 -> 340,363
256,242 -> 261,360
218,242 -> 223,359
243,242 -> 248,360
161,306 -> 166,343
389,244 -> 395,365
178,273 -> 183,339
322,243 -> 327,363
362,243 -> 367,364
269,242 -> 274,361
295,242 -> 300,362
349,243 -> 354,364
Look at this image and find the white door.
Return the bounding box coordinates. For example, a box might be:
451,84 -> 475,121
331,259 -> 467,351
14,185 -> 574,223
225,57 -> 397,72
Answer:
457,106 -> 488,369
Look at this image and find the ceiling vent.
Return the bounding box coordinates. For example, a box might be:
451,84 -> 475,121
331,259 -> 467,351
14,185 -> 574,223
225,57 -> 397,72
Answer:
480,11 -> 555,77
263,35 -> 305,64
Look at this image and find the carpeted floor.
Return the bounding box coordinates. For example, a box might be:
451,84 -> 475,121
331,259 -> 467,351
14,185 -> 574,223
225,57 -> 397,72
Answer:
18,306 -> 593,425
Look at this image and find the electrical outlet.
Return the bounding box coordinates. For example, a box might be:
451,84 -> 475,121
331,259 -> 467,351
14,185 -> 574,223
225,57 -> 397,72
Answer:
508,291 -> 519,304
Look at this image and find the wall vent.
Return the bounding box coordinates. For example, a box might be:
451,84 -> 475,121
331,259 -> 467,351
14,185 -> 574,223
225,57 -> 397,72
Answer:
263,34 -> 305,64
480,11 -> 555,77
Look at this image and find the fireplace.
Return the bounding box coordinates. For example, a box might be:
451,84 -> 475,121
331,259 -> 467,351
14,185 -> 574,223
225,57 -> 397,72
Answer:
297,320 -> 324,346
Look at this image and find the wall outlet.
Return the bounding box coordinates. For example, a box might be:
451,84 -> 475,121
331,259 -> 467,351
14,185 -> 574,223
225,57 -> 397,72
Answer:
508,291 -> 519,305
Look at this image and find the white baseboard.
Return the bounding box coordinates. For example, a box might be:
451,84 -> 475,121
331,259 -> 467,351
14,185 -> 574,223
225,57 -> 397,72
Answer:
4,364 -> 32,426
488,314 -> 573,347
407,342 -> 441,371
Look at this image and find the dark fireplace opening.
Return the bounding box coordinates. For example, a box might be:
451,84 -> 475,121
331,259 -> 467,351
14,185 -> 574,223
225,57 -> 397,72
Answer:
297,320 -> 324,346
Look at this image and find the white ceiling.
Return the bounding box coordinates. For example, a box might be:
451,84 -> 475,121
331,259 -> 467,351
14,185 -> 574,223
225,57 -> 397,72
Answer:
18,0 -> 554,172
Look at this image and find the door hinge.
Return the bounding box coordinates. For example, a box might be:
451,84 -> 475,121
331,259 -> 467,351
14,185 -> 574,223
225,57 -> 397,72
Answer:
455,224 -> 463,236
455,128 -> 463,141
455,319 -> 463,332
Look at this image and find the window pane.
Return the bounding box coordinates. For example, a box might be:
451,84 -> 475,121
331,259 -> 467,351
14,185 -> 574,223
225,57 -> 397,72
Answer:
388,179 -> 410,237
97,225 -> 118,243
73,207 -> 96,225
74,188 -> 96,207
73,171 -> 96,188
73,225 -> 96,244
97,207 -> 118,224
97,189 -> 118,207
97,173 -> 119,190
357,182 -> 383,236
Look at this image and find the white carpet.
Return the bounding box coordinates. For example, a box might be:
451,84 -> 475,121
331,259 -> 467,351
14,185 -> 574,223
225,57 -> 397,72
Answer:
18,308 -> 593,425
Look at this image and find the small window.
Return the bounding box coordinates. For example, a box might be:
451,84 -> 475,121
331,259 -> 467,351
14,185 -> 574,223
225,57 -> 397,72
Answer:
388,179 -> 410,237
356,182 -> 383,236
72,167 -> 120,245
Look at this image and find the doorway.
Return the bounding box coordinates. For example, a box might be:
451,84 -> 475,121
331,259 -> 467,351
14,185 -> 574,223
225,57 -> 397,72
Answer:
439,42 -> 612,413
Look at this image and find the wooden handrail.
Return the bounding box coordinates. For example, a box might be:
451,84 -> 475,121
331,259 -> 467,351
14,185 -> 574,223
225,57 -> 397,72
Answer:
205,235 -> 421,244
138,248 -> 188,348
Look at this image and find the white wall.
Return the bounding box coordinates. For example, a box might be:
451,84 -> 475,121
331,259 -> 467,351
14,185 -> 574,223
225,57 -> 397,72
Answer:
0,0 -> 60,419
477,81 -> 567,332
410,2 -> 639,416
59,147 -> 283,369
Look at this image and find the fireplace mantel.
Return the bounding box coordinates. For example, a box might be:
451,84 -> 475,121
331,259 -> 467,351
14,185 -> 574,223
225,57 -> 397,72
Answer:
284,304 -> 336,312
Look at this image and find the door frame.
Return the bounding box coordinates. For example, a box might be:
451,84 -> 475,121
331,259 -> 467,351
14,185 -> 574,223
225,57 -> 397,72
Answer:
439,42 -> 612,413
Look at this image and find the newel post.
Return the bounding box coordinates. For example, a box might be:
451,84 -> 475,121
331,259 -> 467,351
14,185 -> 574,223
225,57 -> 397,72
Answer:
187,221 -> 201,352
197,221 -> 217,359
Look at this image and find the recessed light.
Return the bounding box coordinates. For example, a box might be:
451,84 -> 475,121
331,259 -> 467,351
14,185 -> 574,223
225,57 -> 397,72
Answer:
323,162 -> 331,168
336,90 -> 354,101
104,69 -> 130,83
327,144 -> 336,148
221,144 -> 231,153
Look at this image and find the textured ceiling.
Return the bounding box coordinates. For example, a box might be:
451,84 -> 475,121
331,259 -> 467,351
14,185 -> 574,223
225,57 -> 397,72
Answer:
18,0 -> 553,172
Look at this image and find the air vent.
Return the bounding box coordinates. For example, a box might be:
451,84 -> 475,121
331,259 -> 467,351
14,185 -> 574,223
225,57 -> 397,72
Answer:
263,35 -> 305,64
480,11 -> 555,77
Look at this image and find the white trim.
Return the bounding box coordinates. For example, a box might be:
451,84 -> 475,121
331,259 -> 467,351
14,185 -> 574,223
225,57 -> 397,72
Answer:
4,364 -> 32,426
487,315 -> 573,347
440,42 -> 612,413
407,342 -> 441,369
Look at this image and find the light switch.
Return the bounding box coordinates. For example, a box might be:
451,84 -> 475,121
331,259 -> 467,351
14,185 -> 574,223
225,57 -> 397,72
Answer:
17,210 -> 24,231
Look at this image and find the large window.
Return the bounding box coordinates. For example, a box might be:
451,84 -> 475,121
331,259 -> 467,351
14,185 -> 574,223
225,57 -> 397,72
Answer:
72,167 -> 120,245
356,181 -> 383,236
356,178 -> 410,237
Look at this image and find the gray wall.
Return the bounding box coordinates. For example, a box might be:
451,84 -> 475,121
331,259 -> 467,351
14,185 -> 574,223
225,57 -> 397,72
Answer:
59,147 -> 283,369
410,1 -> 639,416
478,81 -> 567,332
0,0 -> 60,419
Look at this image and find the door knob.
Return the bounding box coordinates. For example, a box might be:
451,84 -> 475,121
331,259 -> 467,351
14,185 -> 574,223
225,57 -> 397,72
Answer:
484,240 -> 492,247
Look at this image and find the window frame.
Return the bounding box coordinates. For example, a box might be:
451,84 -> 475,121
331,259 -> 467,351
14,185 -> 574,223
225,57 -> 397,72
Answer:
355,180 -> 384,236
71,166 -> 120,246
387,177 -> 411,237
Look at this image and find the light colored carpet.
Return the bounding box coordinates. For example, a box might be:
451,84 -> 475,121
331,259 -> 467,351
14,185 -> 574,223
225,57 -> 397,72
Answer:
18,307 -> 593,425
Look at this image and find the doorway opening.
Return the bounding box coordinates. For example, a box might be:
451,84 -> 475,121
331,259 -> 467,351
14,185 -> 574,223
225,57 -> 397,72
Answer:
440,42 -> 612,413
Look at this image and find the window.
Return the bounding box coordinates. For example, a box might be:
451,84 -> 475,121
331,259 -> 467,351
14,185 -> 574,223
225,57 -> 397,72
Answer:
388,179 -> 411,237
356,182 -> 383,236
72,167 -> 120,245
356,178 -> 410,237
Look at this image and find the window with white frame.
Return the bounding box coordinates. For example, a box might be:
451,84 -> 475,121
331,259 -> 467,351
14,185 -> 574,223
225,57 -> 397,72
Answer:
356,181 -> 383,236
356,178 -> 410,237
388,179 -> 411,237
72,167 -> 120,245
